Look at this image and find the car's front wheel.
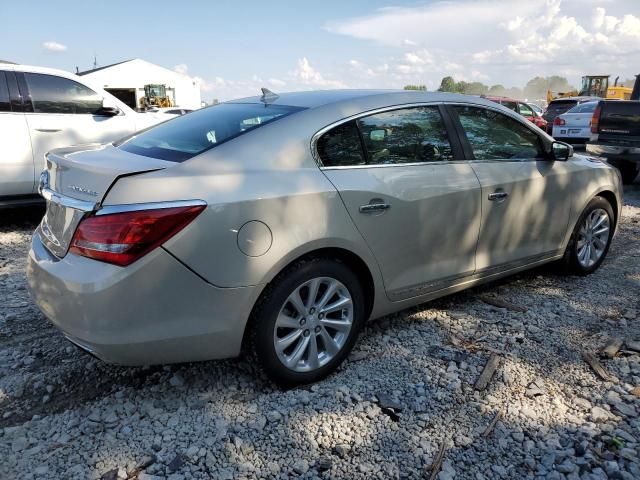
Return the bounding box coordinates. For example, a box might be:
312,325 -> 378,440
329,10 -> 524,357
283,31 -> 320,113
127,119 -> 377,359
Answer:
560,196 -> 615,275
249,257 -> 365,386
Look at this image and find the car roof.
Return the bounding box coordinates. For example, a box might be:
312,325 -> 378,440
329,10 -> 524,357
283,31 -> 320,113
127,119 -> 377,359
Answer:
229,89 -> 496,110
549,96 -> 599,103
482,95 -> 520,103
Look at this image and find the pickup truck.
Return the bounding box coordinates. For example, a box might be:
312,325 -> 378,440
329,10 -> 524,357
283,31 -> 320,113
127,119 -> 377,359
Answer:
587,77 -> 640,184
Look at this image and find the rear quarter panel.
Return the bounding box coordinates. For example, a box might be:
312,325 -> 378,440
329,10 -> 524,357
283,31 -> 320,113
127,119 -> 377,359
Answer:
103,113 -> 385,296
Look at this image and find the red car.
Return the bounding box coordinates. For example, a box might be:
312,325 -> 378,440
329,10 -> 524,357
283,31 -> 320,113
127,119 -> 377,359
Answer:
483,95 -> 548,130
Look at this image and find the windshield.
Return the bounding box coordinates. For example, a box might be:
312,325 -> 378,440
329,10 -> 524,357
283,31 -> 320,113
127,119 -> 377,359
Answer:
119,103 -> 305,162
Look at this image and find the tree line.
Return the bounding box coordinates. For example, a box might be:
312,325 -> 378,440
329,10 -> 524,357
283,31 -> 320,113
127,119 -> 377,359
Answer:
405,76 -> 576,99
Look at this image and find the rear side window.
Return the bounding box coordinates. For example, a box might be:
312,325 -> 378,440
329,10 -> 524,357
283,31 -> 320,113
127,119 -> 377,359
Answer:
454,106 -> 544,160
501,101 -> 518,111
0,72 -> 9,112
24,73 -> 103,114
316,121 -> 366,167
120,103 -> 304,162
360,106 -> 453,164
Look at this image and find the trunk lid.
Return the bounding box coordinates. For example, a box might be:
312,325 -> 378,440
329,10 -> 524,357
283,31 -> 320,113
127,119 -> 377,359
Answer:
560,112 -> 592,128
39,143 -> 173,258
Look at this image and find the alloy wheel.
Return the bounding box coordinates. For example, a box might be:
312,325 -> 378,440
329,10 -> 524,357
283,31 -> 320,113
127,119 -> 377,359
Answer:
576,208 -> 610,268
273,277 -> 353,372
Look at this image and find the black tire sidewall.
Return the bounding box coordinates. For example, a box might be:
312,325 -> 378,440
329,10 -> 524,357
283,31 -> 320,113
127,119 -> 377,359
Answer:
566,197 -> 615,275
251,258 -> 365,386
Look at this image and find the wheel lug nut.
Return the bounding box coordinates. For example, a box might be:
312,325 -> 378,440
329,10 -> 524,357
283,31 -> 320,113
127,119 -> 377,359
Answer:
318,313 -> 324,319
299,318 -> 306,326
304,329 -> 310,336
314,326 -> 321,333
309,307 -> 315,314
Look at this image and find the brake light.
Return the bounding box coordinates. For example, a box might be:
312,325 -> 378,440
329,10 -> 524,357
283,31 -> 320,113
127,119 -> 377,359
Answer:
69,204 -> 206,266
553,117 -> 565,126
591,104 -> 601,133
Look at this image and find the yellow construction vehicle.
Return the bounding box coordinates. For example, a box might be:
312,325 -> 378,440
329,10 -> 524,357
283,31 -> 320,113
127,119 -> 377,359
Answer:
139,84 -> 173,109
547,75 -> 632,103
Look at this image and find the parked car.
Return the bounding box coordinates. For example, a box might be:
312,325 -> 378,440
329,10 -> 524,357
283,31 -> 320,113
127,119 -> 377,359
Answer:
27,90 -> 622,386
587,99 -> 640,184
552,101 -> 598,145
0,64 -> 164,207
543,96 -> 598,133
483,96 -> 548,129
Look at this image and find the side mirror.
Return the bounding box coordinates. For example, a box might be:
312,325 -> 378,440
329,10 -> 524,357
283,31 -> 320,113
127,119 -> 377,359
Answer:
95,106 -> 121,117
551,141 -> 573,161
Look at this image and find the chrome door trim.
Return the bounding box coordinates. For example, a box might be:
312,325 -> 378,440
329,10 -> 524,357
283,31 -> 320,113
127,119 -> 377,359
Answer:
387,249 -> 561,301
310,100 -> 552,169
96,199 -> 207,216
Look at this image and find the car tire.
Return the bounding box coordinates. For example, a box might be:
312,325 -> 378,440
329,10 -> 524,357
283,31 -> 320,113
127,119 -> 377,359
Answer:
612,160 -> 639,185
559,196 -> 615,275
248,256 -> 365,386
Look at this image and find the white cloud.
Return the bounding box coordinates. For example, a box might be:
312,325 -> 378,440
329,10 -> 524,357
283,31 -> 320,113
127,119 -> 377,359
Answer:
326,0 -> 640,88
291,57 -> 346,88
174,63 -> 189,74
43,41 -> 67,52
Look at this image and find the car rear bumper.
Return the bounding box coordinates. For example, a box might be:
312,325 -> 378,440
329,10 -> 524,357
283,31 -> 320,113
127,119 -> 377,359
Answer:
27,230 -> 261,365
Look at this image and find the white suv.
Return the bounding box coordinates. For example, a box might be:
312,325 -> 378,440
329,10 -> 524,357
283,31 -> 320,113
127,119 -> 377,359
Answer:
0,64 -> 162,206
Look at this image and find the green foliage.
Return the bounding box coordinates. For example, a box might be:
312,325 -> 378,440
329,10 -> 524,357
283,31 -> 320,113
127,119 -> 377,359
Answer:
403,85 -> 427,91
433,75 -> 575,100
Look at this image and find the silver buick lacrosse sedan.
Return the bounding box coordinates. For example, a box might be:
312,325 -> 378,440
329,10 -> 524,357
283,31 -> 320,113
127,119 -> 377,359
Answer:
28,90 -> 622,385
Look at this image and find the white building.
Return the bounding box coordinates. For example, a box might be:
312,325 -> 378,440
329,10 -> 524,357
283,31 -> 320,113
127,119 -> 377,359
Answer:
78,58 -> 202,110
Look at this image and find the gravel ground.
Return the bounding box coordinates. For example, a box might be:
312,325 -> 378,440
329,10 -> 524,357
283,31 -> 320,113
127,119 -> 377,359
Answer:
1,183 -> 640,480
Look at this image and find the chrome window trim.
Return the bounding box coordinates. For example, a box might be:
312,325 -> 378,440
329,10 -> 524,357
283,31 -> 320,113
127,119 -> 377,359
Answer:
39,187 -> 96,212
96,199 -> 207,216
311,100 -> 551,170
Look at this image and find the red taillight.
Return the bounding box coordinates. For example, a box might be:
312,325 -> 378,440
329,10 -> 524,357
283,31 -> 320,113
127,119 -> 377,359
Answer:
553,117 -> 565,126
70,204 -> 206,266
591,104 -> 601,133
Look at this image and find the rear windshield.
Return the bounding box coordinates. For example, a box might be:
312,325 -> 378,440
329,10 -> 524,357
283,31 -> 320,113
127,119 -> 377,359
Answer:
567,102 -> 598,114
546,101 -> 577,116
119,103 -> 305,162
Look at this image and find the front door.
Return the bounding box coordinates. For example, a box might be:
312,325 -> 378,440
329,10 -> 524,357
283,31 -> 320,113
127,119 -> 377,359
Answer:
451,105 -> 572,271
317,105 -> 482,301
20,72 -> 135,173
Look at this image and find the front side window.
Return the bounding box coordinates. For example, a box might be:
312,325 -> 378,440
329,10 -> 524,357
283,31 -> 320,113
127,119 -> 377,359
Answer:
316,120 -> 366,167
454,106 -> 544,160
24,73 -> 103,114
120,102 -> 304,162
358,106 -> 454,164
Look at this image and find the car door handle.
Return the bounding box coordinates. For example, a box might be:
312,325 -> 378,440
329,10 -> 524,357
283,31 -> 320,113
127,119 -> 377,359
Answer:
359,202 -> 391,214
35,129 -> 62,133
488,191 -> 509,201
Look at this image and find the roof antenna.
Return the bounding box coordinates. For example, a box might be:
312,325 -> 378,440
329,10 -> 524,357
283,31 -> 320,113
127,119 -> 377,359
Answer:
260,87 -> 279,104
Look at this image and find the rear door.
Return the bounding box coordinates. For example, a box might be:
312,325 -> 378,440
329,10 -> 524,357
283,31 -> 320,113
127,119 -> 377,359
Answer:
450,104 -> 572,271
319,105 -> 482,301
0,70 -> 35,196
20,72 -> 136,173
517,102 -> 536,124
